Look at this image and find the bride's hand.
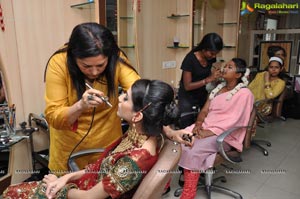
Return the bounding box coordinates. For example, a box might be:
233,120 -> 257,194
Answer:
45,176 -> 68,199
42,174 -> 58,184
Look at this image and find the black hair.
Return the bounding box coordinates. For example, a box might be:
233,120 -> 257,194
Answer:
0,74 -> 2,89
232,58 -> 247,83
192,33 -> 224,53
267,45 -> 286,58
44,22 -> 137,99
131,79 -> 180,136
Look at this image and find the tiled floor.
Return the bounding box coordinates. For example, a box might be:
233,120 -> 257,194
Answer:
162,118 -> 300,199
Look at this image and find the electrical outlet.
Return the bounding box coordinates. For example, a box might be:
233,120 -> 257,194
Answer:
162,61 -> 176,69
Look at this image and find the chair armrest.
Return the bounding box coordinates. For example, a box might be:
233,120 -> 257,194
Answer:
180,111 -> 198,118
216,126 -> 249,164
68,148 -> 105,172
28,113 -> 49,132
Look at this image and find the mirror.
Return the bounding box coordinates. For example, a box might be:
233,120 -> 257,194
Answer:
0,57 -> 13,138
0,71 -> 8,105
193,0 -> 204,47
0,56 -> 9,106
0,55 -> 11,191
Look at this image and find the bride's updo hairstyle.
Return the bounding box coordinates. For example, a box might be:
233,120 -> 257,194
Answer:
131,79 -> 180,136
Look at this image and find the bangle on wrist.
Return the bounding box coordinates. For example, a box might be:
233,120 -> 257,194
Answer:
195,120 -> 203,125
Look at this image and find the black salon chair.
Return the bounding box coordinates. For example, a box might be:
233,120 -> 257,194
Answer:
176,106 -> 200,129
27,113 -> 50,171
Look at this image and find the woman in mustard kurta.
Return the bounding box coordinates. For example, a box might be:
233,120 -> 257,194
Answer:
44,23 -> 140,174
248,56 -> 285,102
248,56 -> 285,117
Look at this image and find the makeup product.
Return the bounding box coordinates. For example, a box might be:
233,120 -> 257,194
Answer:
182,133 -> 197,143
85,83 -> 113,107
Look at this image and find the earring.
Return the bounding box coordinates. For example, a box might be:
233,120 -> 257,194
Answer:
132,122 -> 137,134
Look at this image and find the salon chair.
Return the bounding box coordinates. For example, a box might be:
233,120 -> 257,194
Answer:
271,86 -> 288,120
174,108 -> 256,199
68,138 -> 181,199
176,106 -> 200,129
27,113 -> 50,171
251,87 -> 287,156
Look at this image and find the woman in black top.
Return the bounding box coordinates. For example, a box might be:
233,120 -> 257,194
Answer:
177,33 -> 223,128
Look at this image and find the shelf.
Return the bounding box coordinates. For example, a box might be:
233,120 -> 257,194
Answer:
119,16 -> 134,19
218,22 -> 238,25
193,23 -> 201,26
167,14 -> 190,19
223,45 -> 236,48
70,1 -> 94,9
120,45 -> 135,48
167,46 -> 189,49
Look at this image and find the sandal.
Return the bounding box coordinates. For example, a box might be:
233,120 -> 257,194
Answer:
178,173 -> 184,186
162,186 -> 171,195
178,166 -> 184,186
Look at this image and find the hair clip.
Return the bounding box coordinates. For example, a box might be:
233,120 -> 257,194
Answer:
139,102 -> 152,113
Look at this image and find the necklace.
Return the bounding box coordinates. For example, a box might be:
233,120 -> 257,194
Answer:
111,128 -> 148,154
195,51 -> 207,67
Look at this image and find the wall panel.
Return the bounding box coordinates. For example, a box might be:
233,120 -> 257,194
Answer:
0,0 -> 97,123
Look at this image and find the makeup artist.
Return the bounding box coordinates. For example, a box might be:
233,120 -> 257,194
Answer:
44,22 -> 140,174
177,33 -> 223,129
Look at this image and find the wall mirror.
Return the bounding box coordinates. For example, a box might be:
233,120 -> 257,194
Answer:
0,57 -> 13,138
0,70 -> 8,106
0,55 -> 9,106
193,0 -> 204,47
0,55 -> 11,193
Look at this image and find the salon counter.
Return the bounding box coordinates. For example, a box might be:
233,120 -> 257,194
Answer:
0,135 -> 33,194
